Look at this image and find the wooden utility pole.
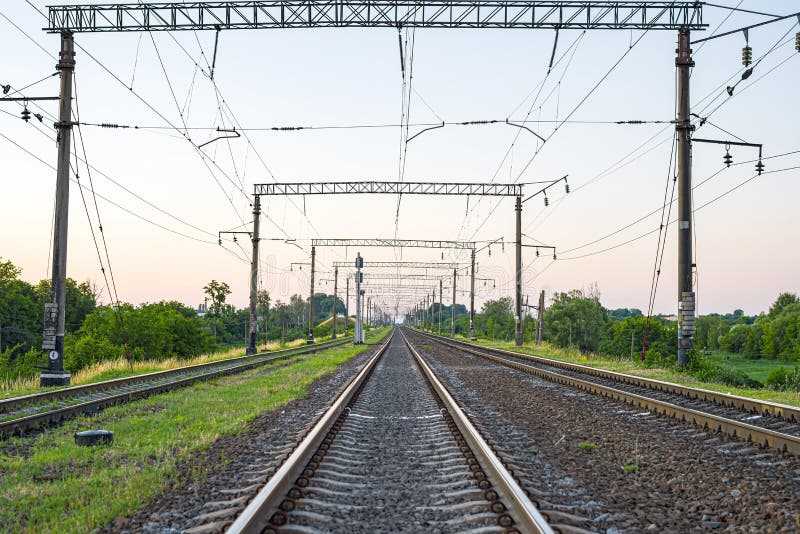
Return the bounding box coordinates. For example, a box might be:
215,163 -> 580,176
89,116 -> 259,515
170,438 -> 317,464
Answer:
41,32 -> 75,387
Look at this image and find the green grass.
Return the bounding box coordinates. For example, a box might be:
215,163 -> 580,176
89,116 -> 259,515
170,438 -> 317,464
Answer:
0,333 -> 348,401
465,337 -> 800,407
704,351 -> 792,383
0,328 -> 390,533
577,441 -> 598,451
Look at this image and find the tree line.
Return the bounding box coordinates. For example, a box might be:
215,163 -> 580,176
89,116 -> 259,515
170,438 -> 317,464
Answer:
0,257 -> 362,382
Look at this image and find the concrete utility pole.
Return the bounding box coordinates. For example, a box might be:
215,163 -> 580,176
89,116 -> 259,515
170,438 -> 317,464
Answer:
536,290 -> 545,345
354,253 -> 363,344
469,248 -> 476,340
345,276 -> 349,337
451,268 -> 457,337
331,266 -> 338,339
515,195 -> 523,346
41,32 -> 75,387
307,245 -> 316,344
439,278 -> 443,335
676,27 -> 696,367
247,195 -> 261,355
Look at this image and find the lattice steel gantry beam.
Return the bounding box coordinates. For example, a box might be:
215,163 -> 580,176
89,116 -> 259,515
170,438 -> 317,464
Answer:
332,261 -> 466,269
47,2 -> 706,33
312,239 -> 475,250
254,182 -> 522,196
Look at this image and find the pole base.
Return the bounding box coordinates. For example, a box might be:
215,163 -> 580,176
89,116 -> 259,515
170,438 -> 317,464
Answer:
331,333 -> 337,340
40,371 -> 71,387
307,336 -> 315,345
515,332 -> 523,346
246,346 -> 257,356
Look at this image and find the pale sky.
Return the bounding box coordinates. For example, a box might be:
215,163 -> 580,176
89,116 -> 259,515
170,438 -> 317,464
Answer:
1,1 -> 798,319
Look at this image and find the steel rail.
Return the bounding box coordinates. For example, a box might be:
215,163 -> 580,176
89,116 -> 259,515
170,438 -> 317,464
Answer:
413,331 -> 800,423
226,332 -> 395,533
0,336 -> 355,438
411,330 -> 800,455
400,330 -> 553,534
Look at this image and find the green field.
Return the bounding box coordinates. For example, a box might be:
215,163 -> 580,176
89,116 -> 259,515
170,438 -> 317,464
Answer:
705,351 -> 795,383
465,337 -> 800,407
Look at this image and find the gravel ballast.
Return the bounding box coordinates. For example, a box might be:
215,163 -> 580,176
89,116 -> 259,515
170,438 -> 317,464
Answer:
407,330 -> 800,532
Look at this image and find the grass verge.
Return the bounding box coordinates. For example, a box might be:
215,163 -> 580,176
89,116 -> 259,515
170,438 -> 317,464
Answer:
0,334 -> 344,400
461,337 -> 800,407
0,328 -> 389,533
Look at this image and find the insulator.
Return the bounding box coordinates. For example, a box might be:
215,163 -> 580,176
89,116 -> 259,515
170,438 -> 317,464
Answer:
21,107 -> 31,122
544,196 -> 549,207
796,32 -> 800,52
553,253 -> 557,260
565,183 -> 570,194
1,84 -> 10,94
742,46 -> 752,67
233,236 -> 237,242
755,159 -> 765,175
34,113 -> 43,122
488,246 -> 491,256
218,238 -> 222,246
535,249 -> 540,257
723,149 -> 732,167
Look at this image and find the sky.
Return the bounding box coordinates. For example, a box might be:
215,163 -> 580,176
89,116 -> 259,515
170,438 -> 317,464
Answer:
1,1 -> 798,320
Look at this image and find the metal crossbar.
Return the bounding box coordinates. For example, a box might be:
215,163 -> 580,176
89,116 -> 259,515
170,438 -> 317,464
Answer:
47,2 -> 706,33
332,261 -> 465,269
254,182 -> 523,196
312,238 -> 475,249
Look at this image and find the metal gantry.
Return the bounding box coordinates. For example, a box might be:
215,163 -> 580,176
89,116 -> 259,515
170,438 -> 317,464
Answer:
332,261 -> 466,270
312,238 -> 476,250
47,2 -> 706,33
255,182 -> 523,196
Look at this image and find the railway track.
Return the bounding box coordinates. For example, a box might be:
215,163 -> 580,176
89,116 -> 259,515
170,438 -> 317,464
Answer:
0,336 -> 357,439
407,328 -> 800,456
224,329 -> 552,534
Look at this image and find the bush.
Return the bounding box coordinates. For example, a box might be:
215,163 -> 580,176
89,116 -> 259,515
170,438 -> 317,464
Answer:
765,366 -> 800,391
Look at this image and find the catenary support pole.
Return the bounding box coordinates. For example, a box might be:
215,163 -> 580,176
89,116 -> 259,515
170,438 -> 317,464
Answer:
41,32 -> 75,387
354,253 -> 363,344
451,268 -> 457,337
676,26 -> 695,367
345,276 -> 349,337
307,245 -> 315,344
536,290 -> 545,345
331,266 -> 338,339
469,248 -> 476,340
246,195 -> 261,355
439,278 -> 443,335
515,195 -> 523,346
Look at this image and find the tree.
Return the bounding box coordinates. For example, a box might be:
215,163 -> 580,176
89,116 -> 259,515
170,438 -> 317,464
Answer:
769,293 -> 799,319
203,280 -> 231,317
544,289 -> 610,352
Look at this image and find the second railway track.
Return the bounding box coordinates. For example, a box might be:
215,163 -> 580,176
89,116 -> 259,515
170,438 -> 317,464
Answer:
408,329 -> 800,455
0,336 -> 356,439
225,329 -> 553,534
